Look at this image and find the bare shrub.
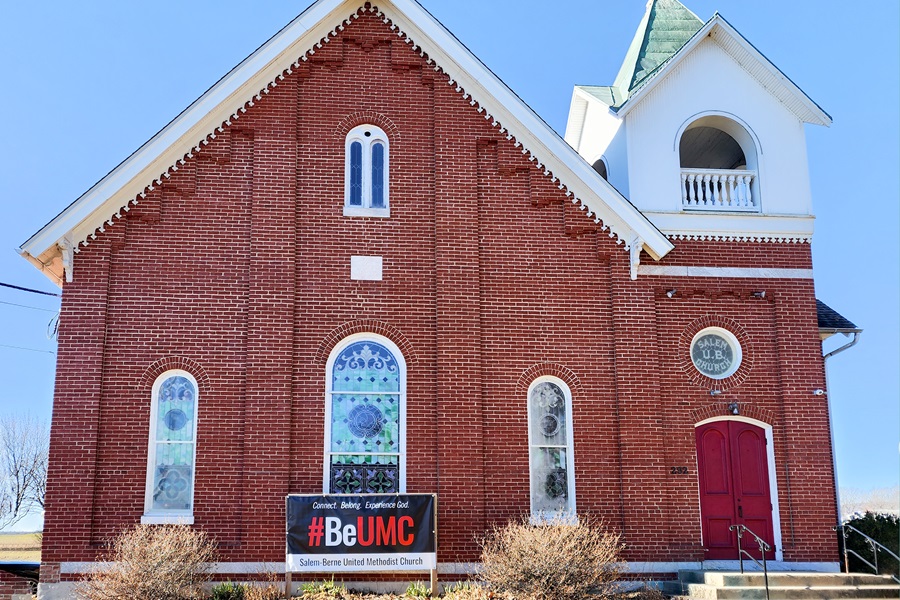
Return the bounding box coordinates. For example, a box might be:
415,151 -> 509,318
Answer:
477,514 -> 624,600
79,524 -> 217,600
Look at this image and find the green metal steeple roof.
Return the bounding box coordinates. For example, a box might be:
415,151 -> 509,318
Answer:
613,0 -> 703,97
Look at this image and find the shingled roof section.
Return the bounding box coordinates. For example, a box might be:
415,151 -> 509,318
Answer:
613,0 -> 703,97
816,299 -> 860,333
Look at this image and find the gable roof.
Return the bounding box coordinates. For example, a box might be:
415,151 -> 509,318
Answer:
19,0 -> 673,286
816,300 -> 860,335
569,2 -> 831,130
614,13 -> 832,125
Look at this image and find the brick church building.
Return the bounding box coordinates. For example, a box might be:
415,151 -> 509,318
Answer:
20,0 -> 855,596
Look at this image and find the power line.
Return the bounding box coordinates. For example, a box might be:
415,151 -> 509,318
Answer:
0,282 -> 61,298
0,344 -> 56,355
0,300 -> 57,313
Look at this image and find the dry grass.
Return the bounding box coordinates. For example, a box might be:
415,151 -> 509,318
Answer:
0,532 -> 41,561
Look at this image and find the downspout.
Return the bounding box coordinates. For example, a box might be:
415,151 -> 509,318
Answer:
824,331 -> 861,361
823,331 -> 862,524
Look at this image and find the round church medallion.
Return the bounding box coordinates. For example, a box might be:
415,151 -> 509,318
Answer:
690,327 -> 742,379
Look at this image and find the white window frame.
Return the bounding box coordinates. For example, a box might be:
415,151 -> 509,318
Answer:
527,376 -> 577,519
142,369 -> 199,525
323,333 -> 407,493
344,124 -> 390,217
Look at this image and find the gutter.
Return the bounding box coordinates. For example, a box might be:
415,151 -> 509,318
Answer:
822,329 -> 862,525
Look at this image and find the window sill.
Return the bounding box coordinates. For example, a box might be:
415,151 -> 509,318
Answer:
141,514 -> 195,525
530,510 -> 578,525
344,206 -> 390,218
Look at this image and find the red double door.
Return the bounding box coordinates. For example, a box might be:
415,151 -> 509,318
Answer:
695,420 -> 776,560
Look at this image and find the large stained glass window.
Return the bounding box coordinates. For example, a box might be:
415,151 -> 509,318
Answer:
326,338 -> 404,494
344,125 -> 389,216
144,371 -> 198,522
528,378 -> 576,517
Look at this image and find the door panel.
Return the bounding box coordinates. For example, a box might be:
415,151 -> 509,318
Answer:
730,422 -> 775,560
700,427 -> 730,494
696,421 -> 775,560
707,518 -> 736,550
735,428 -> 767,495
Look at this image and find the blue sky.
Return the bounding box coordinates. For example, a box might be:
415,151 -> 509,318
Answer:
0,1 -> 897,531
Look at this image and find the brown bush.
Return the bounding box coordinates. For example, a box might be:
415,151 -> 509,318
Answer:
78,524 -> 217,600
477,514 -> 624,600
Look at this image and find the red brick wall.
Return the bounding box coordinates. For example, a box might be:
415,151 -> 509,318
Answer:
0,570 -> 35,598
40,9 -> 837,576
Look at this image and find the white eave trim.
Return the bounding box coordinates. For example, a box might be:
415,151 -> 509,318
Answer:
564,86 -> 624,152
614,16 -> 832,127
563,90 -> 590,151
19,0 -> 673,276
366,0 -> 672,259
646,212 -> 815,243
20,0 -> 349,262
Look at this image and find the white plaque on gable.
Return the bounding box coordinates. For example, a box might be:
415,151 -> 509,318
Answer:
350,256 -> 383,281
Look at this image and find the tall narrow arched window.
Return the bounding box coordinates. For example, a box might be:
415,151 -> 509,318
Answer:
344,124 -> 390,217
143,370 -> 199,524
528,377 -> 576,517
325,335 -> 406,493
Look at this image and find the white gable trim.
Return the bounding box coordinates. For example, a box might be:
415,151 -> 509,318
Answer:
646,212 -> 815,244
615,16 -> 832,127
19,0 -> 672,285
381,0 -> 669,260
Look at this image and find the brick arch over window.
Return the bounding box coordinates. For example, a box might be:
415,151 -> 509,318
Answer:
139,356 -> 211,393
516,363 -> 583,399
315,320 -> 417,366
335,111 -> 400,143
678,315 -> 753,391
690,402 -> 776,426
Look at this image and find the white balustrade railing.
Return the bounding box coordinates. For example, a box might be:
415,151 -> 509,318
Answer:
681,168 -> 758,211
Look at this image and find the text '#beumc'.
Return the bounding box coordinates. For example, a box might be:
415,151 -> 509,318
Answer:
307,515 -> 417,548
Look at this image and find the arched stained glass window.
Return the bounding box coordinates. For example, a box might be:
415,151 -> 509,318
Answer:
528,378 -> 576,517
325,336 -> 405,494
344,125 -> 389,216
371,142 -> 385,209
144,371 -> 198,523
349,141 -> 363,206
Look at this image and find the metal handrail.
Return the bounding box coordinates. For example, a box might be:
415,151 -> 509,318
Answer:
729,524 -> 771,600
836,523 -> 900,584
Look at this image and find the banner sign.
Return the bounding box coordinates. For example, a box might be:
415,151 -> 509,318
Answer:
286,494 -> 436,572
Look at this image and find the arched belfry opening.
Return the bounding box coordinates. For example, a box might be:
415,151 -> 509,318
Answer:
680,127 -> 746,170
679,115 -> 760,212
591,157 -> 608,181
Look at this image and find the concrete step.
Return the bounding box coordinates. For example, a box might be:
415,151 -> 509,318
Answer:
679,570 -> 895,588
664,570 -> 900,599
670,583 -> 900,599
